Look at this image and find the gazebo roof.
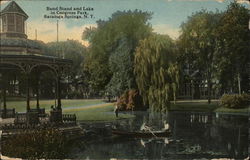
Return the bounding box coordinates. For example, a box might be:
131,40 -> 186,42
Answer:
0,1 -> 28,18
0,54 -> 72,64
0,54 -> 72,74
0,37 -> 44,50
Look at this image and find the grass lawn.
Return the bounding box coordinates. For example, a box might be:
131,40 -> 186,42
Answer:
170,99 -> 249,115
5,99 -> 248,122
64,103 -> 135,122
5,99 -> 135,122
6,99 -> 105,112
214,106 -> 249,115
169,100 -> 219,112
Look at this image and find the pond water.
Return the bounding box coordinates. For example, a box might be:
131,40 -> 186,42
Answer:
71,111 -> 249,159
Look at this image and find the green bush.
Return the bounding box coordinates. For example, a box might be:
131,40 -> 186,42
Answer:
68,90 -> 82,99
220,94 -> 250,109
2,128 -> 69,159
117,89 -> 146,111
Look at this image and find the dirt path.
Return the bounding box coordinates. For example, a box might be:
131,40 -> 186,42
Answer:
63,103 -> 114,112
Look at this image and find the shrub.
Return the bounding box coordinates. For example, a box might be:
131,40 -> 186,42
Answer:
68,90 -> 83,99
220,93 -> 250,109
2,128 -> 69,159
117,89 -> 146,111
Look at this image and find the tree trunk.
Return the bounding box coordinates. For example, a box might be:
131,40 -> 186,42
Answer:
173,92 -> 176,105
237,72 -> 241,95
207,79 -> 212,104
207,69 -> 212,104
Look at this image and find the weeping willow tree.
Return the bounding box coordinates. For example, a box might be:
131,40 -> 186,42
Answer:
134,34 -> 179,112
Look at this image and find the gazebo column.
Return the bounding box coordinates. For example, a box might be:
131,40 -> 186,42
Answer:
49,74 -> 62,124
25,73 -> 30,111
57,76 -> 62,110
36,73 -> 40,109
25,71 -> 39,125
2,75 -> 7,118
3,85 -> 7,113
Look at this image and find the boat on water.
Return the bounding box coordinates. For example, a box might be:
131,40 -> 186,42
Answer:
112,129 -> 171,138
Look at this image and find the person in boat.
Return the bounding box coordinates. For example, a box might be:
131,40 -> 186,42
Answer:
163,120 -> 170,131
114,104 -> 119,117
140,122 -> 152,132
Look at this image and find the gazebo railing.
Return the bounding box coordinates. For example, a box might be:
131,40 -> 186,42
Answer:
62,114 -> 76,123
14,113 -> 26,124
29,108 -> 46,117
0,108 -> 15,118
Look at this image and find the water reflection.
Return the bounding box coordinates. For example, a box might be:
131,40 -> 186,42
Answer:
169,112 -> 248,159
73,112 -> 248,159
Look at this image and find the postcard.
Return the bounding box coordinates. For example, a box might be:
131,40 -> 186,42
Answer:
0,0 -> 249,159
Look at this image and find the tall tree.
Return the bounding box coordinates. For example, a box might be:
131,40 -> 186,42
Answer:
83,10 -> 153,93
215,2 -> 250,94
134,34 -> 179,112
179,10 -> 221,103
106,38 -> 134,96
46,40 -> 87,98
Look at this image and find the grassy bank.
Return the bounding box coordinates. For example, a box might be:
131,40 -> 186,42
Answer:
5,99 -> 248,122
169,99 -> 249,115
6,99 -> 105,112
170,100 -> 219,112
5,99 -> 135,122
214,106 -> 249,115
64,103 -> 135,121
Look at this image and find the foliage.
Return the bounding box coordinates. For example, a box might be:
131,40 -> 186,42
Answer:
67,90 -> 83,99
214,2 -> 250,94
220,94 -> 250,109
177,2 -> 249,101
83,10 -> 152,93
82,26 -> 97,41
117,89 -> 145,111
134,34 -> 179,112
106,38 -> 135,96
46,40 -> 86,76
46,40 -> 87,98
2,128 -> 69,159
178,10 -> 221,103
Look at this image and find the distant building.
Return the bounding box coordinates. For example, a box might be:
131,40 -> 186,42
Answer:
178,66 -> 219,100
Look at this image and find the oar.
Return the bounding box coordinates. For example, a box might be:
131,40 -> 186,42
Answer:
145,126 -> 158,138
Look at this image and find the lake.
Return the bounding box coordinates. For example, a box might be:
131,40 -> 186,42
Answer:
71,111 -> 249,159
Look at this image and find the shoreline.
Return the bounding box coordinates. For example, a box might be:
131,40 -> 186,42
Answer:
168,110 -> 249,116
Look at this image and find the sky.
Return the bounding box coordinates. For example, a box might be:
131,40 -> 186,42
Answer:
0,0 -> 249,46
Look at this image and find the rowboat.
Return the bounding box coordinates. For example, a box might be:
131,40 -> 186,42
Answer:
112,129 -> 170,138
